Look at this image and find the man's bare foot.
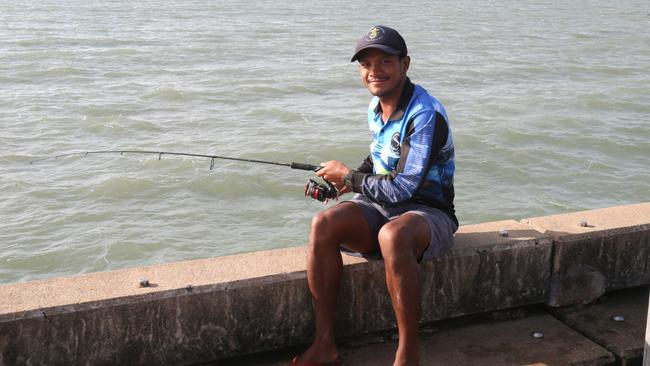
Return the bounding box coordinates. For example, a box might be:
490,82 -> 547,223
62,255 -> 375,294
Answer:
291,339 -> 339,365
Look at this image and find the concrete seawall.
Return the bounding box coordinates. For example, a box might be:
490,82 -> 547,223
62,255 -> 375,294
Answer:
1,202 -> 649,365
645,291 -> 650,366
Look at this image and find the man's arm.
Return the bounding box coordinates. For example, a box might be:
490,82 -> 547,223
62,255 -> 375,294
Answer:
357,155 -> 374,174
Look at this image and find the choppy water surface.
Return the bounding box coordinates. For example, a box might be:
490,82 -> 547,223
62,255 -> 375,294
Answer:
1,0 -> 649,284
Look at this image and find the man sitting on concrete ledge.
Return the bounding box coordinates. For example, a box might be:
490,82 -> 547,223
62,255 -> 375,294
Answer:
291,25 -> 458,366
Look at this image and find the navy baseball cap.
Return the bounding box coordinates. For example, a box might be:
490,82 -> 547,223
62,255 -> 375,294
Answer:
351,25 -> 408,62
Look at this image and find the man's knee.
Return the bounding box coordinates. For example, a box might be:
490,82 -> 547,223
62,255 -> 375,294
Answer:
378,217 -> 429,263
310,203 -> 377,253
378,223 -> 411,262
310,210 -> 337,250
310,203 -> 358,244
310,210 -> 330,232
311,205 -> 347,233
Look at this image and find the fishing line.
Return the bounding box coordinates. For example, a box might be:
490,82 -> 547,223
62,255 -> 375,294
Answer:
29,150 -> 339,202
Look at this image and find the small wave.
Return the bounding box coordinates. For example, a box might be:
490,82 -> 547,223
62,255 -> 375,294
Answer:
240,85 -> 285,95
574,94 -> 613,110
87,176 -> 158,200
591,66 -> 633,77
186,171 -> 298,199
285,84 -> 322,94
17,38 -> 54,47
571,32 -> 595,40
66,211 -> 114,224
0,75 -> 28,84
80,119 -> 126,134
244,106 -> 304,121
536,193 -> 574,211
4,154 -> 37,164
143,87 -> 186,101
102,71 -> 135,78
130,119 -> 164,132
103,48 -> 140,55
80,117 -> 163,133
26,66 -> 88,78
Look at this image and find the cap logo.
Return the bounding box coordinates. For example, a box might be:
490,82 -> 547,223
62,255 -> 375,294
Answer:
366,26 -> 384,41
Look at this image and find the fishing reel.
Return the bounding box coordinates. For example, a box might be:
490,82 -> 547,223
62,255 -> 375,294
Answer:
304,178 -> 338,202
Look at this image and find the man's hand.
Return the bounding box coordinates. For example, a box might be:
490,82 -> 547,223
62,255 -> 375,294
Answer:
316,160 -> 350,193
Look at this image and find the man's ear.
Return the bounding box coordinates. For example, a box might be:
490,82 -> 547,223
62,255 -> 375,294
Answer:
402,56 -> 411,73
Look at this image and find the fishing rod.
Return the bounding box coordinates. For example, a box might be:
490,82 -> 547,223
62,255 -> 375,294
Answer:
29,150 -> 338,202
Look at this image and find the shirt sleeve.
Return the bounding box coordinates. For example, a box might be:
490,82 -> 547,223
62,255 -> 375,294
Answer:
356,155 -> 373,173
348,110 -> 446,205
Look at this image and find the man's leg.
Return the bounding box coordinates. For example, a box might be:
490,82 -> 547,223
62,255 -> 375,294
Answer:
377,214 -> 431,366
299,202 -> 378,364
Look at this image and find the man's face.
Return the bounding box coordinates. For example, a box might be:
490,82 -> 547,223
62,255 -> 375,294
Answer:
358,49 -> 410,98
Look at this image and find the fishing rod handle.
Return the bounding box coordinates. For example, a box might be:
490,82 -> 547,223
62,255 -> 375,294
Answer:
290,162 -> 321,171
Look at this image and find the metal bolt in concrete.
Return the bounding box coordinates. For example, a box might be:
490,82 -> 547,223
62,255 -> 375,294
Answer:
531,331 -> 544,339
611,315 -> 625,322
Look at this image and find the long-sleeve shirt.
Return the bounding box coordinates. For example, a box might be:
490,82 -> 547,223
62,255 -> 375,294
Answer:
347,78 -> 457,226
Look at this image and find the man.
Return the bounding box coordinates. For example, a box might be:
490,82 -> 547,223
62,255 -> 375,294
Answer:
292,25 -> 457,366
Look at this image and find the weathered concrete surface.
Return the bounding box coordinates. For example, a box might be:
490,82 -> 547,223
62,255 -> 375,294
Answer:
0,219 -> 552,365
223,311 -> 616,366
333,219 -> 552,335
3,202 -> 648,365
421,220 -> 552,321
643,288 -> 650,366
0,247 -> 364,365
0,246 -> 332,317
552,286 -> 649,366
523,202 -> 650,307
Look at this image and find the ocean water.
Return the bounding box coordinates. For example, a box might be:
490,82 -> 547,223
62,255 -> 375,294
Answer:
1,0 -> 649,284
